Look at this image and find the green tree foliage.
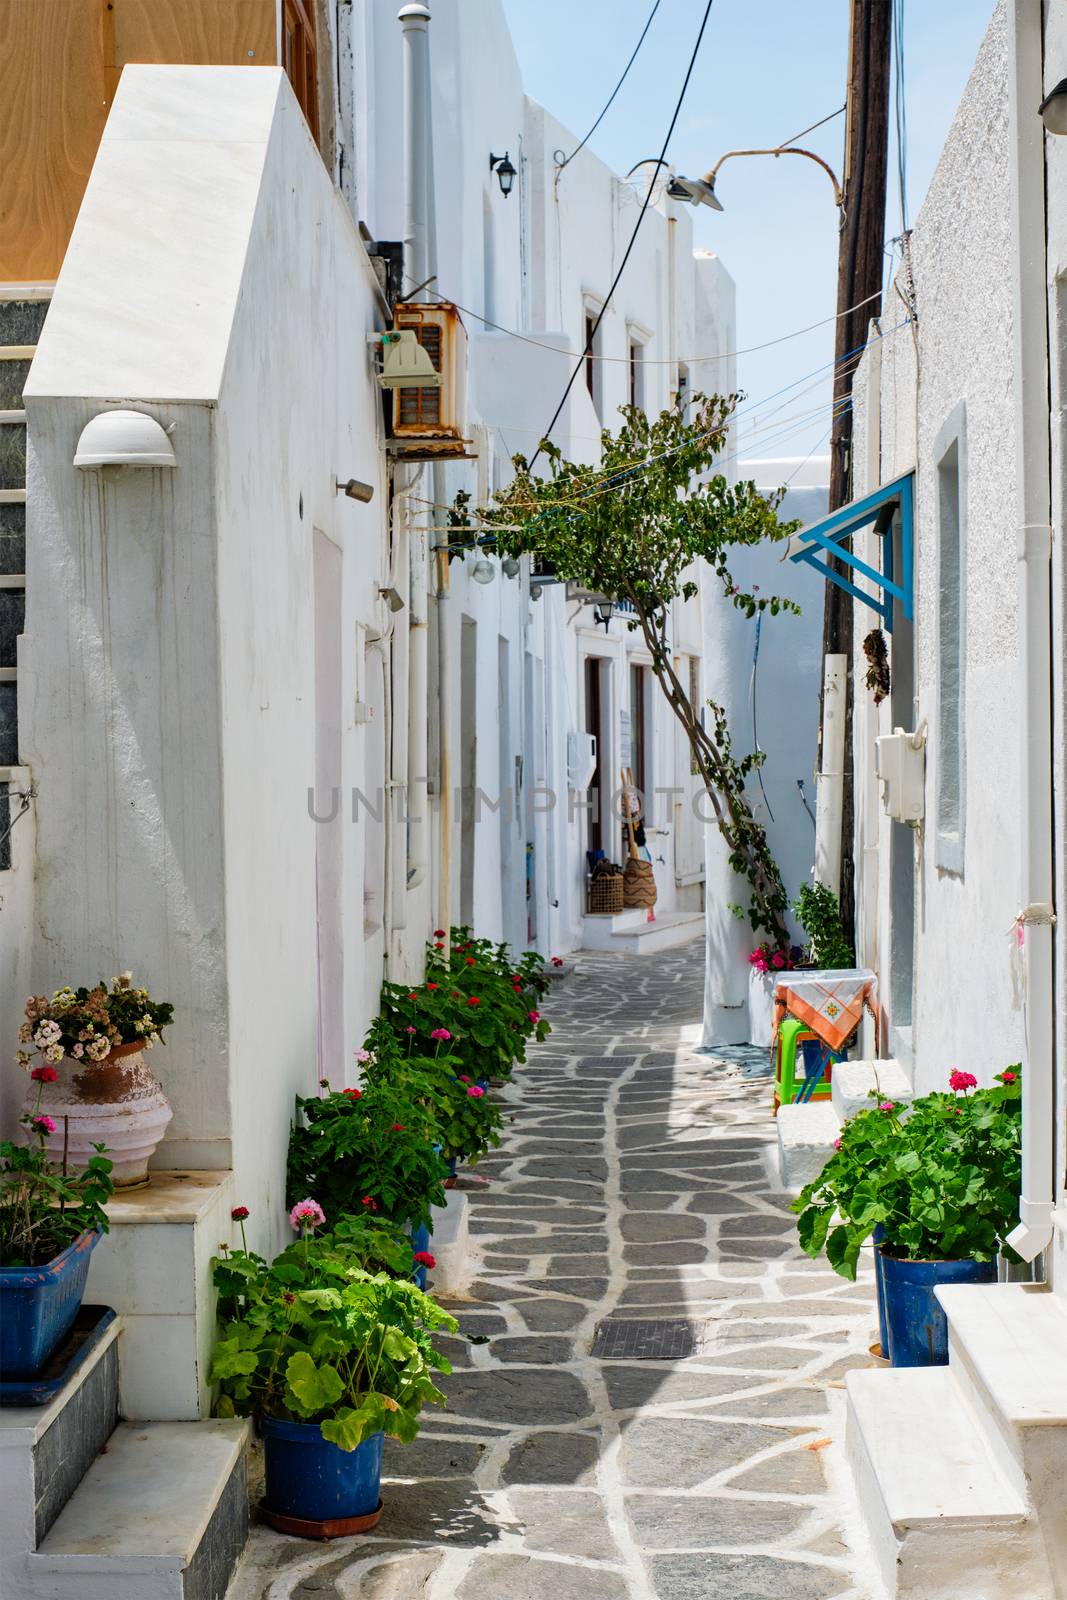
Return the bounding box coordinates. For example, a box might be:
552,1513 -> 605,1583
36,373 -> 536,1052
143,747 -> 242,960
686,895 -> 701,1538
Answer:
475,395 -> 802,949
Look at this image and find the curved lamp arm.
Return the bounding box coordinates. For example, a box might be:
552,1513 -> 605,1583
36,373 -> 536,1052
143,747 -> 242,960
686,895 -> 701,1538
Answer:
704,146 -> 844,207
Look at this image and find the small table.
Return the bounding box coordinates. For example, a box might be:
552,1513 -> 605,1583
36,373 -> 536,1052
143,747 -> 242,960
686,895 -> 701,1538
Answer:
773,968 -> 879,1058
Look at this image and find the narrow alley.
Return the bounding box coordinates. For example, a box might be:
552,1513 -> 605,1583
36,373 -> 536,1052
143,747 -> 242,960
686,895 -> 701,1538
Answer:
232,943 -> 880,1600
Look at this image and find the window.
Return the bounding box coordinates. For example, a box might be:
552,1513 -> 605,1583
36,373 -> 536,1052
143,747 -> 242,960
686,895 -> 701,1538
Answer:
584,313 -> 597,402
934,403 -> 967,874
629,340 -> 643,411
583,301 -> 603,415
283,0 -> 319,140
676,361 -> 689,416
629,664 -> 648,807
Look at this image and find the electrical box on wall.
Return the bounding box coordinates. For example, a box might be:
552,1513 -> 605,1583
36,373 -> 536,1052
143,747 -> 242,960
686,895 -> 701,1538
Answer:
875,728 -> 926,824
567,732 -> 597,791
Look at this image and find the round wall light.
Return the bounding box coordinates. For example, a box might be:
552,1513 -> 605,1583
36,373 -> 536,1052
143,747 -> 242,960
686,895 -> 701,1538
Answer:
471,557 -> 496,584
74,410 -> 177,470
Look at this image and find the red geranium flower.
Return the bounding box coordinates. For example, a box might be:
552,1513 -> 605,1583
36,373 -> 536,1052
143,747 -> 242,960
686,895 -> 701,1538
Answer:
392,1123 -> 405,1131
433,929 -> 446,938
465,956 -> 476,966
343,1087 -> 362,1099
413,1250 -> 436,1268
426,982 -> 439,990
231,1205 -> 250,1221
30,1065 -> 58,1083
949,1069 -> 978,1092
467,996 -> 481,1007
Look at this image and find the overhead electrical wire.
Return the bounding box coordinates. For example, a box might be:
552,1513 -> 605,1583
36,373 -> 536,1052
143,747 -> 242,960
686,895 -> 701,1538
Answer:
530,0 -> 717,467
777,103 -> 846,149
553,0 -> 662,174
399,271 -> 885,368
893,0 -> 909,234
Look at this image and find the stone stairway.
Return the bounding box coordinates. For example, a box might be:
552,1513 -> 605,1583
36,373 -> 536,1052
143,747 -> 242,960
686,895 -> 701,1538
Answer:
0,288 -> 45,867
777,1057 -> 915,1186
0,1312 -> 250,1600
846,1284 -> 1067,1598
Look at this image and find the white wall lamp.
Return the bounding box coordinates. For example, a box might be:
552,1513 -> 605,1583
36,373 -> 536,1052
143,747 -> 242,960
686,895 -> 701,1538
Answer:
1039,78 -> 1067,134
489,152 -> 516,197
501,556 -> 521,578
336,477 -> 375,502
471,557 -> 496,584
377,329 -> 441,390
73,410 -> 177,471
379,586 -> 405,612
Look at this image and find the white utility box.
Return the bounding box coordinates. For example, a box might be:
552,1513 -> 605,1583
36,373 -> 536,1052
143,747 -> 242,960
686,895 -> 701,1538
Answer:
875,727 -> 926,823
567,731 -> 597,791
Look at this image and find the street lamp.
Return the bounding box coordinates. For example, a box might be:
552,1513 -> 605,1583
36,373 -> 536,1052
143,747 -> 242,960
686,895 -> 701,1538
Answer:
668,145 -> 844,212
489,152 -> 516,197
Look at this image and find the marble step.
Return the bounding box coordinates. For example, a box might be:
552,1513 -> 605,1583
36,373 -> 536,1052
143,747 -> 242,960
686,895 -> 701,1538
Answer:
831,1058 -> 912,1120
27,1419 -> 249,1600
0,1313 -> 120,1583
939,1284 -> 1067,1532
776,1099 -> 840,1188
846,1365 -> 1053,1599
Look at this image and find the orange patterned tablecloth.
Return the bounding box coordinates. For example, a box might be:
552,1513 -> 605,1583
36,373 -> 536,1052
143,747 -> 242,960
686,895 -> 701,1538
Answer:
773,968 -> 879,1054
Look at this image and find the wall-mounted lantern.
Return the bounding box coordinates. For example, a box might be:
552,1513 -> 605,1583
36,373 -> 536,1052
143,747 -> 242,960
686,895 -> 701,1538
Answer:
489,151 -> 516,198
73,410 -> 176,470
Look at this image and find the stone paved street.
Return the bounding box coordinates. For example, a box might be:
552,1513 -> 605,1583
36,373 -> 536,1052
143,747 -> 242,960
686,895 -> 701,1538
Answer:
230,942 -> 881,1600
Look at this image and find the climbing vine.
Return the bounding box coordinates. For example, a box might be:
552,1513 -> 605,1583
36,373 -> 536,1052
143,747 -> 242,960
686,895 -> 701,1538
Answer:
469,394 -> 802,951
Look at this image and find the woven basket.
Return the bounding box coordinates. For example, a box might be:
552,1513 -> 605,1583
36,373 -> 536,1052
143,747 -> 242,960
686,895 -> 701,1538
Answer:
588,873 -> 624,915
623,857 -> 657,909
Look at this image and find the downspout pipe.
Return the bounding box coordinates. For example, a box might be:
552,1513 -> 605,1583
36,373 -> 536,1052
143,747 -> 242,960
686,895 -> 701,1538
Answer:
1005,0 -> 1057,1264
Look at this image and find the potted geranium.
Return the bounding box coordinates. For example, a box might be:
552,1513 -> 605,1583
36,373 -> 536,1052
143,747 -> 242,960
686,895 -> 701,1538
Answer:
747,941 -> 801,1046
1,1096 -> 114,1379
793,1068 -> 1021,1366
286,1079 -> 448,1234
18,975 -> 174,1186
209,1206 -> 458,1536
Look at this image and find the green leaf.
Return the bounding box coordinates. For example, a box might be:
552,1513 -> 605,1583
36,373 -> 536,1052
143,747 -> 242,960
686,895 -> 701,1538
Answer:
209,1339 -> 259,1382
284,1351 -> 345,1415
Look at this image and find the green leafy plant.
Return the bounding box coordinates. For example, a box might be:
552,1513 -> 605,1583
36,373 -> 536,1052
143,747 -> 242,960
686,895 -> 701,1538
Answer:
1,1099 -> 114,1268
18,973 -> 174,1069
471,398 -> 800,950
793,881 -> 854,969
379,928 -> 551,1083
209,1232 -> 458,1450
361,1030 -> 504,1166
286,1082 -> 447,1232
793,1068 -> 1022,1280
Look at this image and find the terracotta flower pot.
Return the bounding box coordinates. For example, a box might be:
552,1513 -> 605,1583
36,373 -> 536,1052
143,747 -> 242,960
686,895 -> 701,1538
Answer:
24,1042 -> 172,1186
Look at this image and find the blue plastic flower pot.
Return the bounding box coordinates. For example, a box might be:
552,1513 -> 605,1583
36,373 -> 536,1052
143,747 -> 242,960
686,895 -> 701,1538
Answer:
879,1249 -> 997,1367
0,1230 -> 101,1380
408,1221 -> 432,1290
261,1416 -> 383,1525
872,1225 -> 889,1358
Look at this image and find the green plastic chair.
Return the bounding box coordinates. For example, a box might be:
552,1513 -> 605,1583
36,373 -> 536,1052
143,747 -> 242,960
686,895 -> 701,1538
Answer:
773,1016 -> 834,1112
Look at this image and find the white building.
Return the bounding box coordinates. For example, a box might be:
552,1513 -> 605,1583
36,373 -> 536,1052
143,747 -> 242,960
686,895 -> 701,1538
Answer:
0,0 -> 765,1441
783,3 -> 1067,1592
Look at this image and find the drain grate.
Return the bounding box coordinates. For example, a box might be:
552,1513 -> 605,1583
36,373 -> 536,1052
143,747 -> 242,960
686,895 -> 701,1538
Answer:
590,1318 -> 701,1361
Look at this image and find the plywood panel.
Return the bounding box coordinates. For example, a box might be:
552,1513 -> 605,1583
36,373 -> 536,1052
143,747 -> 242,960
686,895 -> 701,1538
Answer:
0,0 -> 109,283
112,0 -> 276,73
0,0 -> 278,285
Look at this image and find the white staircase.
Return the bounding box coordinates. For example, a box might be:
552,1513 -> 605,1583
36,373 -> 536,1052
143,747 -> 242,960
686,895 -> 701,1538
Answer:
581,907 -> 705,955
846,1284 -> 1067,1598
0,1313 -> 250,1600
777,1058 -> 915,1187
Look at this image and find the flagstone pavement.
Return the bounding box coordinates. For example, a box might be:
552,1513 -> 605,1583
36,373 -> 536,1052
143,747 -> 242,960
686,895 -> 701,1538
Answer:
229,941 -> 882,1600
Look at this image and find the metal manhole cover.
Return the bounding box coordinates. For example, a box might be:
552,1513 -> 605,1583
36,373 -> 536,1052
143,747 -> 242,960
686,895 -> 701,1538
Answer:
590,1318 -> 702,1360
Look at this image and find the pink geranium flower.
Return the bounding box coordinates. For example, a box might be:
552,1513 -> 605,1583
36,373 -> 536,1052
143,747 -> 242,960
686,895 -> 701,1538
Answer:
948,1070 -> 978,1092
878,1101 -> 896,1113
32,1114 -> 56,1135
289,1198 -> 326,1232
431,1027 -> 452,1041
528,1010 -> 540,1023
833,1138 -> 842,1150
467,1085 -> 485,1098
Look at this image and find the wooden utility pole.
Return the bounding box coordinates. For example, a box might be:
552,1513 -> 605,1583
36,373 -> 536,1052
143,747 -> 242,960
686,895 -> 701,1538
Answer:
820,0 -> 892,950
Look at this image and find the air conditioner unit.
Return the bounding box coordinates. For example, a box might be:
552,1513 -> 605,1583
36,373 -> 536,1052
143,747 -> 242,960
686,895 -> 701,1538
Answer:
389,301 -> 468,441
567,731 -> 597,791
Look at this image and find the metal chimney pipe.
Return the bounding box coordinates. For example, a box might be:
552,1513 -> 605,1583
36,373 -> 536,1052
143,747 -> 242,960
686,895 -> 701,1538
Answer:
398,4 -> 435,299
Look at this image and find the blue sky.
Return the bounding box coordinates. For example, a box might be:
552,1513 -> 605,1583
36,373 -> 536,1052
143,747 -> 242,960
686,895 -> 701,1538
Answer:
501,0 -> 996,461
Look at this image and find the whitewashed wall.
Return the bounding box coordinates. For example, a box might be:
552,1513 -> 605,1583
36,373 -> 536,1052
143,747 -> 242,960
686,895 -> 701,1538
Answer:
20,66 -> 392,1259
851,5 -> 1027,1094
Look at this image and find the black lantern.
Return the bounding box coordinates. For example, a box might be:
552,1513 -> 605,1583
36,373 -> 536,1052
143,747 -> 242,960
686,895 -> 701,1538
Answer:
489,151 -> 517,198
